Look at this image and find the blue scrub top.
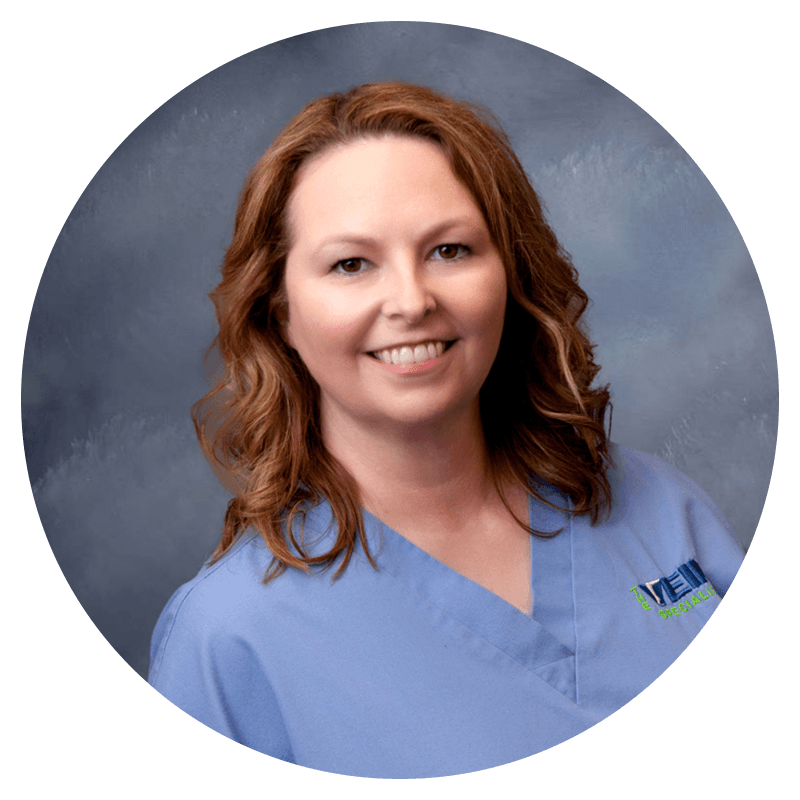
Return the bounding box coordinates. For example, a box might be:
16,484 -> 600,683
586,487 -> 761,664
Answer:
148,444 -> 745,778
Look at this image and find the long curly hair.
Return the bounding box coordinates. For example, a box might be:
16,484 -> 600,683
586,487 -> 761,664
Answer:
193,82 -> 612,581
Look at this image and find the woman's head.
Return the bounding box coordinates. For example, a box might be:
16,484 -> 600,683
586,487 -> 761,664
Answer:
282,135 -> 508,436
196,82 -> 611,578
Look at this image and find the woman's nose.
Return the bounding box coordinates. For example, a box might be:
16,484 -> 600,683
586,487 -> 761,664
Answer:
381,264 -> 436,322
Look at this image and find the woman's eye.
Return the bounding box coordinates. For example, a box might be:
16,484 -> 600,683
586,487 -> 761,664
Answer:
332,258 -> 368,275
431,244 -> 470,261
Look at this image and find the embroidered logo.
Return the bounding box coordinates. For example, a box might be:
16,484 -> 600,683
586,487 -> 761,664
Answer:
630,559 -> 717,619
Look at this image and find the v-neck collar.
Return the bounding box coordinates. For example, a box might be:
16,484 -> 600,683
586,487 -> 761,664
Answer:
359,479 -> 579,703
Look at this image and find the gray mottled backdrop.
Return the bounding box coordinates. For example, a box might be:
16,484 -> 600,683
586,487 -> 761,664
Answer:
23,22 -> 777,679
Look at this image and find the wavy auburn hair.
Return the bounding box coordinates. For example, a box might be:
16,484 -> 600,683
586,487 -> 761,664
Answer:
193,82 -> 612,581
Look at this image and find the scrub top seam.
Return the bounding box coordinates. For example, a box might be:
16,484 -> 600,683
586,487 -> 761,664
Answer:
149,534 -> 256,681
377,565 -> 578,696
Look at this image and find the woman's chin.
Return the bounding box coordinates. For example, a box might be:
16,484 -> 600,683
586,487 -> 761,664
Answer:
367,397 -> 480,434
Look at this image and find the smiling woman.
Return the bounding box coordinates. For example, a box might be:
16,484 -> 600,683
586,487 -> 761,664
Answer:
147,82 -> 745,778
284,137 -> 507,431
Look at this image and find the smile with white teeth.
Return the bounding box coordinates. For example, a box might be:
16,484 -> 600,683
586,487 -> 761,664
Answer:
370,341 -> 450,365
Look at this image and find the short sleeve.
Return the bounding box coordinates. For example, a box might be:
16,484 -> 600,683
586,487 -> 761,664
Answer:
148,582 -> 295,763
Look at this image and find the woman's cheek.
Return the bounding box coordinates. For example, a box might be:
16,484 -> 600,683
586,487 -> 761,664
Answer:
341,295 -> 380,340
463,273 -> 507,332
306,288 -> 370,336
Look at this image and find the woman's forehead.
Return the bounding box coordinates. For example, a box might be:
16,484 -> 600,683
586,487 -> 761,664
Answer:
293,134 -> 448,194
285,136 -> 489,247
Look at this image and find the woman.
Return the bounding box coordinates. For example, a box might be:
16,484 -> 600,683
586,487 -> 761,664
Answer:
148,82 -> 745,778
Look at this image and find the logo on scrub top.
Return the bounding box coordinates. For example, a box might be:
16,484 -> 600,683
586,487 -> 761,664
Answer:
629,559 -> 717,620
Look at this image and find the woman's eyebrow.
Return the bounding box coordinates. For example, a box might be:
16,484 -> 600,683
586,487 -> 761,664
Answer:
421,216 -> 482,240
315,233 -> 380,252
313,217 -> 483,253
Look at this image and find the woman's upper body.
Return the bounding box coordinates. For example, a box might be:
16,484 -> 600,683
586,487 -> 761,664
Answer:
149,444 -> 745,778
151,82 -> 746,777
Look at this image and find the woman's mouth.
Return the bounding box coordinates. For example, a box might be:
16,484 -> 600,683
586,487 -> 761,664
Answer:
368,340 -> 456,365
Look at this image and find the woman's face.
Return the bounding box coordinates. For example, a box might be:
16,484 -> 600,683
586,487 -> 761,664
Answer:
283,135 -> 507,432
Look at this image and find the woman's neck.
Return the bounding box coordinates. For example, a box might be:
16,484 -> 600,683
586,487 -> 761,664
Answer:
321,402 -> 499,535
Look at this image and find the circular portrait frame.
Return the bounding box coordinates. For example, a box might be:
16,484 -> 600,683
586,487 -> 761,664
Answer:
9,7 -> 792,800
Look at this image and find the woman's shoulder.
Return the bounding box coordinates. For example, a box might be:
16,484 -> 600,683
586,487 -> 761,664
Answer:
606,442 -> 727,516
148,526 -> 326,684
151,502 -> 340,645
152,532 -> 275,639
596,442 -> 745,595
